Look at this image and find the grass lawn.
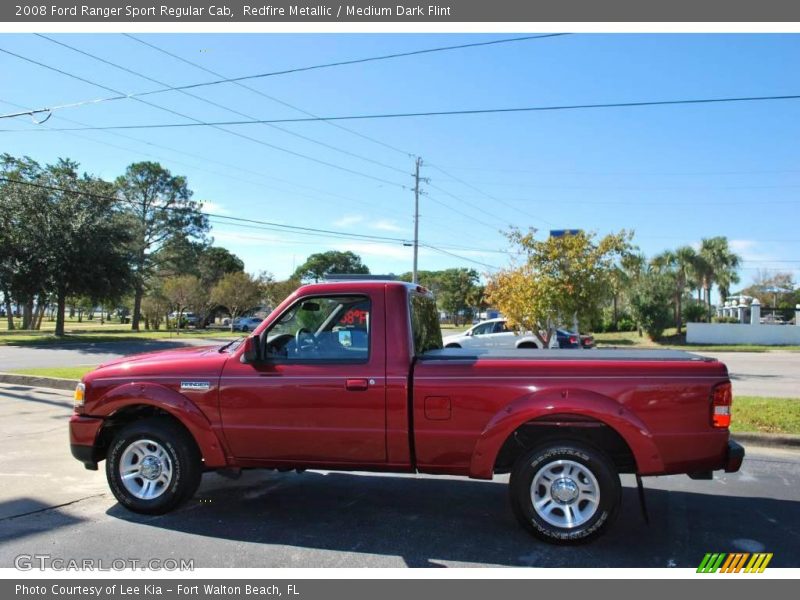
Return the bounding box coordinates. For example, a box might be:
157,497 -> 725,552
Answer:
9,365 -> 98,380
593,328 -> 800,353
732,396 -> 800,435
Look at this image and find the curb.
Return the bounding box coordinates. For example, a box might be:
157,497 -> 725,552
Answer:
732,432 -> 800,449
0,373 -> 79,391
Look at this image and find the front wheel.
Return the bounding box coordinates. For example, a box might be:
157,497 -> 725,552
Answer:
509,443 -> 620,544
106,418 -> 202,515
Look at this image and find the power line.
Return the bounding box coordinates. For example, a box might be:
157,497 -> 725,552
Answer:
9,93 -> 800,132
0,34 -> 570,121
429,164 -> 557,227
12,39 -> 407,189
33,34 -> 409,177
123,33 -> 414,158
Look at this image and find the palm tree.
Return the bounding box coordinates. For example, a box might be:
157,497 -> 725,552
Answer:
651,250 -> 678,328
699,237 -> 742,319
673,246 -> 697,334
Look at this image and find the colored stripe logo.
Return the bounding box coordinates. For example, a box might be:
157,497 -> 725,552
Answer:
697,552 -> 773,573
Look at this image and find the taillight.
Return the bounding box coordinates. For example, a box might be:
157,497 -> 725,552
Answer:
569,336 -> 577,344
711,382 -> 732,428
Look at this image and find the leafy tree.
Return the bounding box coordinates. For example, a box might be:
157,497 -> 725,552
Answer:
116,162 -> 208,331
698,236 -> 741,316
486,229 -> 631,345
262,275 -> 300,309
163,275 -> 205,329
211,272 -> 263,331
198,246 -> 244,288
292,251 -> 369,283
437,268 -> 481,325
629,269 -> 674,340
0,154 -> 47,330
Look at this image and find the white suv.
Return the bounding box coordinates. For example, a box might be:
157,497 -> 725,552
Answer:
442,318 -> 554,350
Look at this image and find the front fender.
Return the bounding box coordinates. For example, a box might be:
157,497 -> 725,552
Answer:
469,388 -> 664,479
92,382 -> 228,468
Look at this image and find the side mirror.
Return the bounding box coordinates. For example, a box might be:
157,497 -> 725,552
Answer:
465,330 -> 472,336
240,336 -> 259,364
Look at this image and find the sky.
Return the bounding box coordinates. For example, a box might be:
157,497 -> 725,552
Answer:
1,33 -> 799,296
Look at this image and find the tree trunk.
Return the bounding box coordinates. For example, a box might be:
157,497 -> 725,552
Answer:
33,301 -> 45,330
677,294 -> 683,335
55,289 -> 67,337
3,291 -> 14,330
132,281 -> 143,331
612,295 -> 618,329
22,299 -> 33,330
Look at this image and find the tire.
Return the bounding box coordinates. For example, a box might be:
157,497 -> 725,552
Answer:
517,343 -> 538,349
106,418 -> 202,515
509,443 -> 620,544
445,343 -> 461,349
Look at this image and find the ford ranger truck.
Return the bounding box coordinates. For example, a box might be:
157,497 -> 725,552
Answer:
69,280 -> 744,543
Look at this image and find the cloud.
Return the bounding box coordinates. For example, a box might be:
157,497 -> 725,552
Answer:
333,215 -> 364,228
729,239 -> 758,253
371,219 -> 408,233
333,242 -> 414,260
200,200 -> 228,215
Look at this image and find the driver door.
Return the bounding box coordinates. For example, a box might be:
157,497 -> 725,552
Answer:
219,292 -> 387,464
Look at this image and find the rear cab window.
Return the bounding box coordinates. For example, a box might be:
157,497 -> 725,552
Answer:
408,290 -> 443,356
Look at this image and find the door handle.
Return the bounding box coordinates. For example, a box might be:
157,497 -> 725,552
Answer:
345,378 -> 369,391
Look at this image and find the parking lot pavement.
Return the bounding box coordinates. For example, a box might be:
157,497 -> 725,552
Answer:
1,382 -> 798,568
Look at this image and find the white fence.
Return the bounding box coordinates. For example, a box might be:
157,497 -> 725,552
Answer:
687,322 -> 800,345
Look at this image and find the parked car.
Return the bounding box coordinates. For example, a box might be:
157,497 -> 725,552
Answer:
443,318 -> 555,349
234,316 -> 263,332
168,312 -> 199,327
556,329 -> 595,349
70,280 -> 743,544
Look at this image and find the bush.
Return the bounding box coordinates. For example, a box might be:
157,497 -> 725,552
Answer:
682,301 -> 707,323
630,271 -> 673,340
713,316 -> 740,324
616,316 -> 637,332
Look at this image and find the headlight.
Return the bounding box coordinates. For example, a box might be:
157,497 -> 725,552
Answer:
73,382 -> 86,411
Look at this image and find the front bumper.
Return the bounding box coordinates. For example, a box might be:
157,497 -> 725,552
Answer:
69,414 -> 104,470
725,439 -> 745,473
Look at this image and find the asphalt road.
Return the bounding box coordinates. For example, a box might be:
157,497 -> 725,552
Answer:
1,340 -> 798,397
0,383 -> 798,568
696,351 -> 800,398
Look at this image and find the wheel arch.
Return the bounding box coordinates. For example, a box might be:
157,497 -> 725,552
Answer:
468,388 -> 663,479
91,382 -> 228,468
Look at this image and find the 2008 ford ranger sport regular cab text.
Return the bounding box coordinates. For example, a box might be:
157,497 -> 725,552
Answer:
69,280 -> 744,543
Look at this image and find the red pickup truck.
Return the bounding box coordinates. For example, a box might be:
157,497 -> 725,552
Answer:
70,280 -> 743,543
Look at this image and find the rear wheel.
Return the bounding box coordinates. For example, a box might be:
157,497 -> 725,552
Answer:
106,418 -> 201,515
509,443 -> 620,544
445,343 -> 461,348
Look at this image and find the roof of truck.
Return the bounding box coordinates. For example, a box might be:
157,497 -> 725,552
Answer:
297,280 -> 424,293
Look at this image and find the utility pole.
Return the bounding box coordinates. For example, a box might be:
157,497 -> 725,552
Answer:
412,156 -> 422,284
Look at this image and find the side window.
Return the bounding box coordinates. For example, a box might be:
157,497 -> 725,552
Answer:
473,322 -> 492,335
493,321 -> 508,334
263,295 -> 370,362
